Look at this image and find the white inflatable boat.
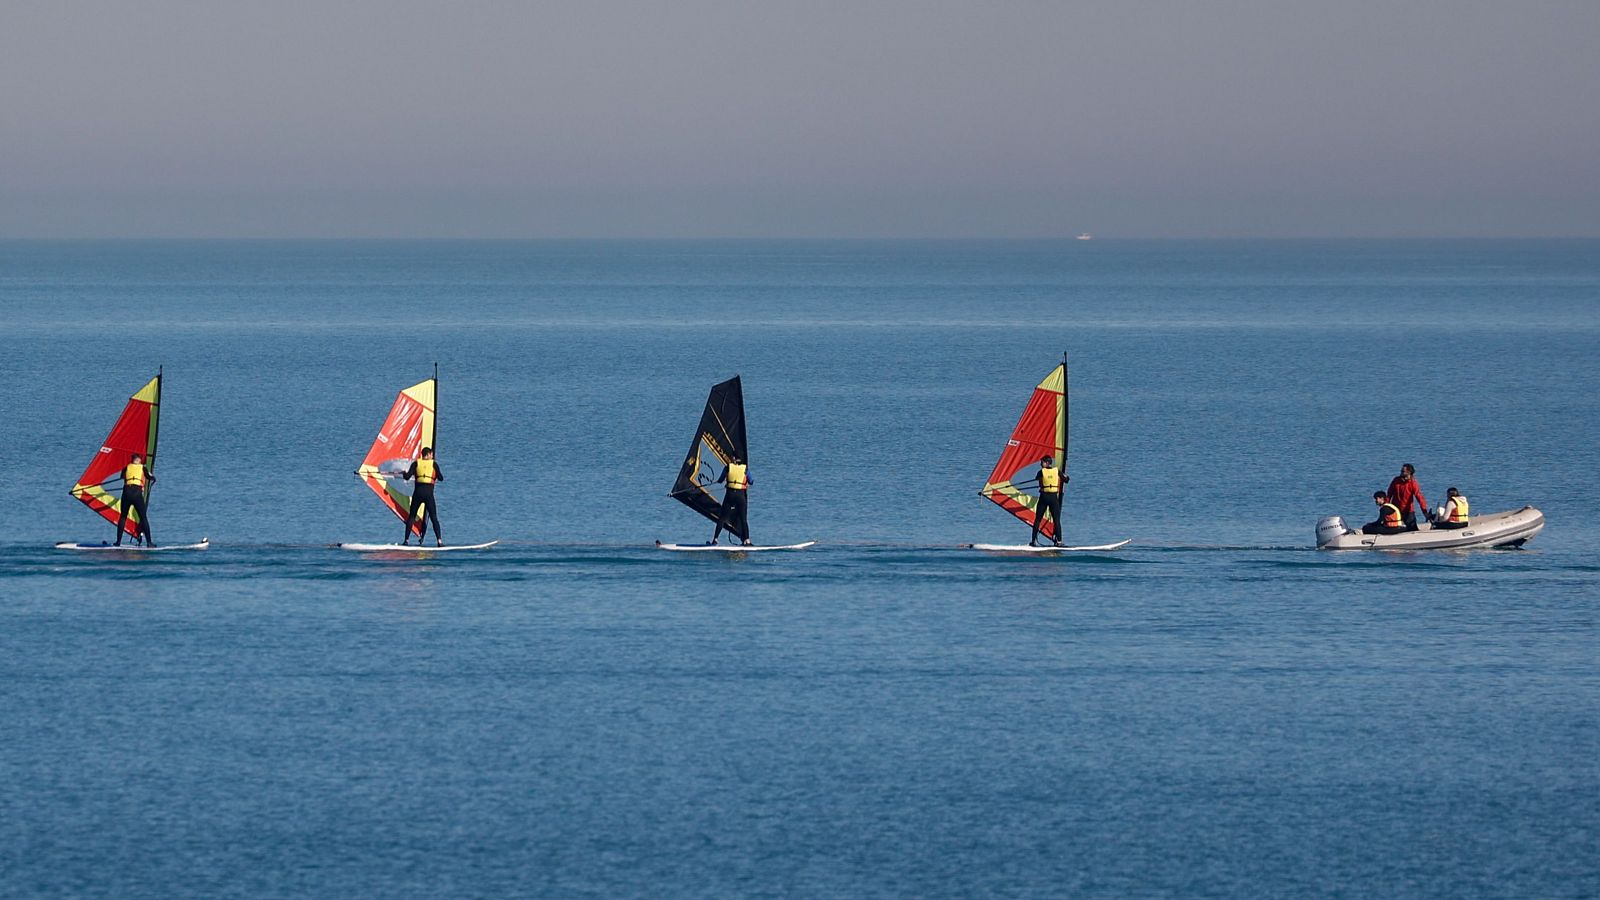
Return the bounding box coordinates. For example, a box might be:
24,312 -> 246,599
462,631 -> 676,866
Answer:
1316,506 -> 1544,550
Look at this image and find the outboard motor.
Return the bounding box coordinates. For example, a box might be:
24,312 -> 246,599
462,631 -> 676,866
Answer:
1316,515 -> 1349,548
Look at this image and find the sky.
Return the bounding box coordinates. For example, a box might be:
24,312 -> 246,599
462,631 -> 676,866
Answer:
1,0 -> 1596,238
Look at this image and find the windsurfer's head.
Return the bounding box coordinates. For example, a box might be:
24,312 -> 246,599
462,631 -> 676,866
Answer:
130,453 -> 143,463
730,455 -> 742,465
421,447 -> 434,458
1041,455 -> 1054,466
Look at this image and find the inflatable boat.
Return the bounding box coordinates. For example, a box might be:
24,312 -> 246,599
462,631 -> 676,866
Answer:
1316,506 -> 1544,550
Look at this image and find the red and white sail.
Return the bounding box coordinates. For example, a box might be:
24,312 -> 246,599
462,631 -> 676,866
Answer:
355,373 -> 437,537
70,374 -> 162,536
980,359 -> 1068,539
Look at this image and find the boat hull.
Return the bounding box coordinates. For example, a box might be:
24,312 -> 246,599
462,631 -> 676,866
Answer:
1316,506 -> 1544,550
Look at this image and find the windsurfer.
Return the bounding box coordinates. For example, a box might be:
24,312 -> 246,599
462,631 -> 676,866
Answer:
710,455 -> 752,546
114,452 -> 155,547
1029,454 -> 1067,547
402,447 -> 443,546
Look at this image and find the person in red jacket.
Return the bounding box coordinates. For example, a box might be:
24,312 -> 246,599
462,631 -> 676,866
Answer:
1386,463 -> 1429,531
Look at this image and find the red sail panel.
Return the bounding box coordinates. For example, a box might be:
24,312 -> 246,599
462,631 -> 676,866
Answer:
980,363 -> 1066,539
356,378 -> 437,535
70,375 -> 161,535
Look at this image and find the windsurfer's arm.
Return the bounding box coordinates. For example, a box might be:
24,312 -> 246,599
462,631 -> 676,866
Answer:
435,464 -> 444,482
402,461 -> 416,482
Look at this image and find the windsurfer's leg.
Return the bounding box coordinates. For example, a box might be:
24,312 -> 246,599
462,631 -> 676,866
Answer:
1029,497 -> 1045,545
734,493 -> 750,544
134,493 -> 153,546
425,496 -> 441,543
712,496 -> 734,543
404,493 -> 426,543
115,493 -> 131,544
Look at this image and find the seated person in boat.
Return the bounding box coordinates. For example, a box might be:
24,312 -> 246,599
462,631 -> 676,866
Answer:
1362,491 -> 1407,535
1434,487 -> 1470,530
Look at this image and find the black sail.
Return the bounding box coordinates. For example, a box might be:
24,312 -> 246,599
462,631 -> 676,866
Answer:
670,375 -> 749,539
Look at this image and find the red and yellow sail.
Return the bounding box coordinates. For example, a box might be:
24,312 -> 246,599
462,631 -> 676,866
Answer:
70,374 -> 161,536
980,361 -> 1068,539
356,375 -> 437,536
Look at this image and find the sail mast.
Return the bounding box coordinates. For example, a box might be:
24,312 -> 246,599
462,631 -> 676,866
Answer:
1061,352 -> 1069,475
432,361 -> 439,454
150,365 -> 163,496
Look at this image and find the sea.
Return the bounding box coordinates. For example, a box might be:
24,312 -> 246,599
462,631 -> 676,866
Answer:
1,239 -> 1596,897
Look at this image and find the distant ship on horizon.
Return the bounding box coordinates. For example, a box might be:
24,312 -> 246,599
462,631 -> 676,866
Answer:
1076,232 -> 1093,240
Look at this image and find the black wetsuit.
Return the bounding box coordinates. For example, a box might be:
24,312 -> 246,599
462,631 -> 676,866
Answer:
115,483 -> 153,546
712,491 -> 748,544
1029,466 -> 1066,546
403,460 -> 443,543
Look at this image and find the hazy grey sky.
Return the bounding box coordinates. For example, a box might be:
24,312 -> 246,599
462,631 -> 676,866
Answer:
2,0 -> 1596,237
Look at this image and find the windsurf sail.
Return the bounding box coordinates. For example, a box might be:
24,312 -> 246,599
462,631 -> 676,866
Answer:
670,375 -> 749,540
356,366 -> 437,536
980,355 -> 1068,540
69,371 -> 162,536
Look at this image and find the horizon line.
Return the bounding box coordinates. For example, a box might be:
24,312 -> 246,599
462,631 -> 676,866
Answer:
3,235 -> 1599,242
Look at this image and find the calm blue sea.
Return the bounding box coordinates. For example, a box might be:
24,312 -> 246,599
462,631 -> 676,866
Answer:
1,240 -> 1597,897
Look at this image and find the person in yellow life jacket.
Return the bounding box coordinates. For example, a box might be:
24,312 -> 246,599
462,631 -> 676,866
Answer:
1361,490 -> 1406,535
710,455 -> 753,546
1029,454 -> 1069,547
401,447 -> 443,546
114,452 -> 155,547
1436,487 -> 1470,530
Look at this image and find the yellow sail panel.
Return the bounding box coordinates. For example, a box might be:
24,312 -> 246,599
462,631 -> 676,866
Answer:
401,378 -> 435,410
131,376 -> 161,404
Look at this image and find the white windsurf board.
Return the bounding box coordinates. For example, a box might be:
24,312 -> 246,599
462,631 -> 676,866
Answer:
56,538 -> 211,552
656,540 -> 817,552
969,539 -> 1130,552
335,540 -> 499,552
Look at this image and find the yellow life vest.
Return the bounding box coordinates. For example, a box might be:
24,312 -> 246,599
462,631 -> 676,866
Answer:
726,463 -> 748,491
123,462 -> 146,488
415,458 -> 437,484
1380,502 -> 1402,528
1039,466 -> 1061,493
1448,495 -> 1469,524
